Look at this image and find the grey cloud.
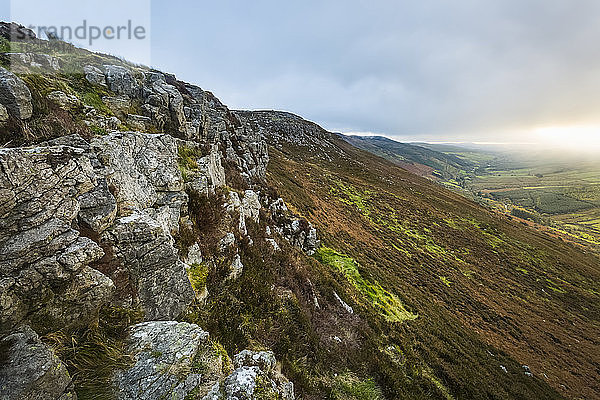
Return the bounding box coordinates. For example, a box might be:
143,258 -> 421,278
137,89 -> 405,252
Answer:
150,0 -> 600,142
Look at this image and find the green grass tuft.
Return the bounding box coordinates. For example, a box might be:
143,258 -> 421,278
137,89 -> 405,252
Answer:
331,372 -> 385,400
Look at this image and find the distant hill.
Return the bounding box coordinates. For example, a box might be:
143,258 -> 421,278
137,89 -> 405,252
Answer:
339,134 -> 476,179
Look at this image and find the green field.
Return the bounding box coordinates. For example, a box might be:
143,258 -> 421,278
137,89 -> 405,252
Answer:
440,148 -> 600,251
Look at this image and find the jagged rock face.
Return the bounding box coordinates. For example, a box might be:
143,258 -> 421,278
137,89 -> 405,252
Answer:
0,66 -> 33,119
0,325 -> 76,400
85,132 -> 194,320
91,132 -> 185,235
81,64 -> 269,186
113,321 -> 220,400
0,43 -> 306,399
0,144 -> 110,333
101,212 -> 194,320
113,323 -> 294,400
181,142 -> 227,196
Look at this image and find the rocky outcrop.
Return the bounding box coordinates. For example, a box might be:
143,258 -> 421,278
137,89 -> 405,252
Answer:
113,321 -> 221,400
0,144 -> 110,333
101,212 -> 194,320
0,325 -> 76,400
47,90 -> 79,109
113,323 -> 294,400
0,66 -> 32,119
83,132 -> 195,320
91,132 -> 186,235
270,198 -> 319,255
81,64 -> 269,186
0,38 -> 313,400
181,143 -> 227,196
224,350 -> 294,400
236,110 -> 339,160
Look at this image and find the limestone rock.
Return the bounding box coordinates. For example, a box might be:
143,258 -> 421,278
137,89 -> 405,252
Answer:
0,325 -> 76,400
78,177 -> 118,234
92,132 -> 185,234
103,65 -> 141,98
126,114 -> 152,131
228,254 -> 244,281
101,212 -> 194,320
83,65 -> 106,87
223,366 -> 260,400
0,66 -> 33,119
270,198 -> 319,255
113,321 -> 222,400
47,90 -> 79,109
241,190 -> 261,224
233,350 -> 276,373
223,350 -> 294,400
0,144 -> 104,333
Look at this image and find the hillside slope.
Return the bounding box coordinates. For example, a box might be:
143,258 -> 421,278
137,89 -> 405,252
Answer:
238,111 -> 600,399
340,134 -> 475,180
0,23 -> 598,400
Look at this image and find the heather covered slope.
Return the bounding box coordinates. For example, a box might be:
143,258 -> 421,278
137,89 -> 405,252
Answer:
238,111 -> 600,399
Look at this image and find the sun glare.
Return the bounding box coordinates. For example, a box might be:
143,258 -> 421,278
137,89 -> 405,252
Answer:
534,125 -> 600,152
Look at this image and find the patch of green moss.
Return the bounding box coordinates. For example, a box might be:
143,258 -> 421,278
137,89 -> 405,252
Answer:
314,247 -> 417,322
188,263 -> 209,293
254,375 -> 284,400
178,145 -> 204,182
331,372 -> 385,400
329,180 -> 373,218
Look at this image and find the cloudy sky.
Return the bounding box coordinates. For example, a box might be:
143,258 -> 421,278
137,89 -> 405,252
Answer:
7,0 -> 600,149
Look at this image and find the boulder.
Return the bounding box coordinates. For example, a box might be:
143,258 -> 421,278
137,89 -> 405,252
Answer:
0,66 -> 32,119
223,350 -> 294,400
47,90 -> 79,109
83,65 -> 106,87
103,65 -> 141,98
241,190 -> 261,223
233,350 -> 276,373
0,325 -> 76,400
113,321 -> 222,400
